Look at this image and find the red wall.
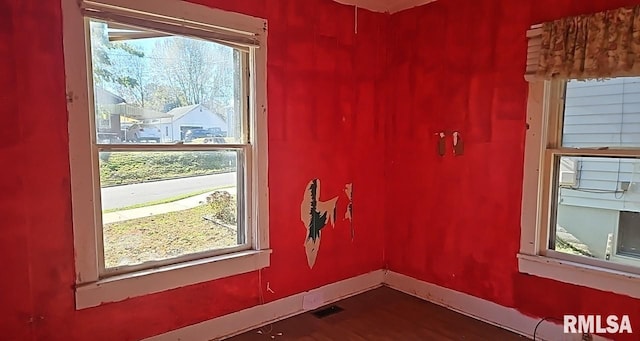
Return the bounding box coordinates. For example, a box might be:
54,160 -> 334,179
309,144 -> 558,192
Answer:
5,0 -> 640,339
0,0 -> 386,339
385,0 -> 640,339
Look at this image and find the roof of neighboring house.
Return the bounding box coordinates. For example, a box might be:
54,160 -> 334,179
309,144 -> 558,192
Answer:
167,104 -> 203,120
143,117 -> 173,124
95,86 -> 125,105
108,103 -> 171,119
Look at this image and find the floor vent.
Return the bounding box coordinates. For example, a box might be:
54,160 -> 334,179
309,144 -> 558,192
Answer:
311,305 -> 344,319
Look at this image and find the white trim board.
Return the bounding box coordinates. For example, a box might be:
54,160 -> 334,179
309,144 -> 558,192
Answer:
146,270 -> 611,341
144,270 -> 385,341
384,271 -> 610,341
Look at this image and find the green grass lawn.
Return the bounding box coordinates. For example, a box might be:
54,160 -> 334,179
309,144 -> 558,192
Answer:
103,203 -> 239,268
100,151 -> 236,187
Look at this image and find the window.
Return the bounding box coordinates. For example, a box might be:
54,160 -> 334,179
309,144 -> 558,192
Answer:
521,6 -> 640,298
618,211 -> 640,259
550,78 -> 640,267
63,0 -> 269,309
520,78 -> 640,299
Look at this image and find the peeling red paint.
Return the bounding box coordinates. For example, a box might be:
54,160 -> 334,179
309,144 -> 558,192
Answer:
4,0 -> 640,339
0,0 -> 385,339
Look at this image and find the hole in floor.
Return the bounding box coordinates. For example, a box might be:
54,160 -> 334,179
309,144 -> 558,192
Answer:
311,305 -> 344,319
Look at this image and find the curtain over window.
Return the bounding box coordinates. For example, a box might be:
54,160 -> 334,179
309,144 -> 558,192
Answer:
526,6 -> 640,81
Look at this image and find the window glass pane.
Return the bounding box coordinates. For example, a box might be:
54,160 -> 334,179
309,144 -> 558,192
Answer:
99,150 -> 244,269
618,211 -> 640,257
89,20 -> 245,145
563,77 -> 640,148
551,156 -> 640,269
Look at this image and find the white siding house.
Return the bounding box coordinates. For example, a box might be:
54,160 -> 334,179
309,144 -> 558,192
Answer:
561,77 -> 640,212
143,104 -> 227,141
557,77 -> 640,262
143,117 -> 173,142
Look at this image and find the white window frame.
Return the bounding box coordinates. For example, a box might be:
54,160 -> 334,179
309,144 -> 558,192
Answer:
520,80 -> 640,299
62,0 -> 270,309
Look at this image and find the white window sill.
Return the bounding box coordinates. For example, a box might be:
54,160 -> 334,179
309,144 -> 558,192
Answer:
517,253 -> 640,299
76,249 -> 271,309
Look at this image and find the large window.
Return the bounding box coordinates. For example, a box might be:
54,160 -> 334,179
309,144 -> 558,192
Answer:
520,78 -> 640,299
520,5 -> 640,299
63,0 -> 269,308
549,78 -> 640,269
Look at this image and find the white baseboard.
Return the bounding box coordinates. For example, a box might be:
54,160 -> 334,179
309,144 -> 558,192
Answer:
146,269 -> 611,341
144,270 -> 384,341
383,270 -> 610,341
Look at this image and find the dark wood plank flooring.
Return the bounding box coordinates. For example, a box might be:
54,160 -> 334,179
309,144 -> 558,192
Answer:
228,287 -> 527,341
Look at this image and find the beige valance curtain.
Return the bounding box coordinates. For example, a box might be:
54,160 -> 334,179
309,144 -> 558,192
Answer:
526,5 -> 640,81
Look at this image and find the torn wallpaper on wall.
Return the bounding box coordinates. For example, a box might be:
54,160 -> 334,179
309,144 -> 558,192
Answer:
300,179 -> 338,268
344,183 -> 353,241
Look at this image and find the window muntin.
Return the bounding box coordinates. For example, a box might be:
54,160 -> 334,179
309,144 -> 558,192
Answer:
86,19 -> 252,276
547,77 -> 640,271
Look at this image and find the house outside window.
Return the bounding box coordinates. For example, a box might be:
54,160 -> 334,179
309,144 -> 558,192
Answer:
520,77 -> 640,300
518,77 -> 640,297
548,77 -> 640,268
519,6 -> 640,299
62,0 -> 269,309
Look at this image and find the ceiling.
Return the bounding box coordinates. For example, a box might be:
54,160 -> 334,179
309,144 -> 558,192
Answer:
332,0 -> 436,13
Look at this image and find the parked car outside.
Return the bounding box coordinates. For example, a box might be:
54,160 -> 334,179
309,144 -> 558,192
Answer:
125,124 -> 161,142
97,132 -> 121,144
184,127 -> 225,142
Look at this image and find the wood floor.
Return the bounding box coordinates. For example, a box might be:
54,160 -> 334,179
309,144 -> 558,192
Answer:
228,287 -> 527,341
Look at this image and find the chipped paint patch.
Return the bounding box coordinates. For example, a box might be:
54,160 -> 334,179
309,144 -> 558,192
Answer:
301,179 -> 338,268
